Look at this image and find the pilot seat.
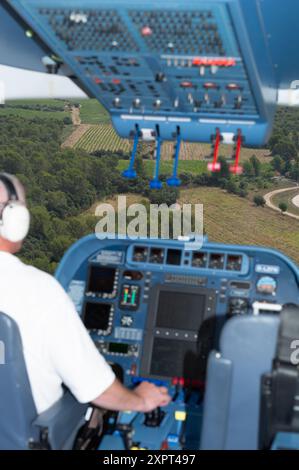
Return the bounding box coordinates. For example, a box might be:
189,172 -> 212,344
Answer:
201,306 -> 299,450
0,312 -> 88,450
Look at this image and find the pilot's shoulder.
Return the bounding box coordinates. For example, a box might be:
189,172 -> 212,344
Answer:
23,264 -> 67,298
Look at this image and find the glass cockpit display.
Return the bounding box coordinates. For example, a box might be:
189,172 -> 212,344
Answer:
86,266 -> 116,295
83,302 -> 112,333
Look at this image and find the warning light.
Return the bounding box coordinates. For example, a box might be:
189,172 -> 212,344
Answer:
203,82 -> 219,89
141,26 -> 153,37
25,29 -> 34,38
226,83 -> 242,91
192,57 -> 236,67
180,81 -> 194,88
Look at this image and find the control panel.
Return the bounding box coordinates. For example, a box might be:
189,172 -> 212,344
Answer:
56,235 -> 299,450
7,0 -> 277,146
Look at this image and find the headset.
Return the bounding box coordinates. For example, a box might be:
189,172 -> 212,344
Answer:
0,173 -> 30,243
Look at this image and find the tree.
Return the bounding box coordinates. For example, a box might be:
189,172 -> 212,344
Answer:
243,160 -> 255,177
278,202 -> 288,214
46,191 -> 70,218
218,156 -> 230,179
253,195 -> 266,207
268,133 -> 284,151
225,179 -> 238,194
29,206 -> 54,240
271,155 -> 284,174
148,187 -> 179,206
250,155 -> 262,177
63,116 -> 72,125
272,140 -> 297,162
290,161 -> 299,182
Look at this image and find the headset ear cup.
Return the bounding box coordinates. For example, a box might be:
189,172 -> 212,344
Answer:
1,204 -> 30,242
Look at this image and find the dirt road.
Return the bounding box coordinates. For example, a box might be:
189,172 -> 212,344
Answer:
264,186 -> 299,220
292,194 -> 299,208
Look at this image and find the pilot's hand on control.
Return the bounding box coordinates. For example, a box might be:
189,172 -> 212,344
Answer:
134,381 -> 171,412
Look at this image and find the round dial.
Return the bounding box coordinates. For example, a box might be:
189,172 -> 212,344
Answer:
256,276 -> 277,295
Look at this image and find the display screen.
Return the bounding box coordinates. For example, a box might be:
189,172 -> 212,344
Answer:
87,266 -> 116,294
108,342 -> 130,354
156,291 -> 206,331
150,338 -> 205,380
83,302 -> 111,331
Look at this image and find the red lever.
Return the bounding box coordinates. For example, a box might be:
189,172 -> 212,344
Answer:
230,130 -> 243,175
208,129 -> 221,172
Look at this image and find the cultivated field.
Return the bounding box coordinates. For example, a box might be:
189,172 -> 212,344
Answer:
74,124 -> 131,152
72,123 -> 271,162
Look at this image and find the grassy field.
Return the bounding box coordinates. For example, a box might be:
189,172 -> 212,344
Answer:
90,187 -> 299,264
178,188 -> 299,265
117,159 -> 208,176
69,99 -> 110,124
3,99 -> 65,109
0,98 -> 109,125
0,99 -> 69,121
272,187 -> 299,216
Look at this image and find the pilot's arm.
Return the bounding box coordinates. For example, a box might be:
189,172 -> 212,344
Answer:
45,280 -> 170,413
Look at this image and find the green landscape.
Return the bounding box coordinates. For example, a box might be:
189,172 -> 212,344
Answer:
0,98 -> 298,272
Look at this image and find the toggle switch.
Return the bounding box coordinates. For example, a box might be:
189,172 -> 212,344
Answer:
155,73 -> 166,83
113,97 -> 121,107
235,95 -> 243,109
133,98 -> 141,108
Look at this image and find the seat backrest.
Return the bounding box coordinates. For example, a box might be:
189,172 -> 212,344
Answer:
200,315 -> 280,450
0,312 -> 39,449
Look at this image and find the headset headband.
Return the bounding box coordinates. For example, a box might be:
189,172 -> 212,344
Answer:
0,174 -> 18,202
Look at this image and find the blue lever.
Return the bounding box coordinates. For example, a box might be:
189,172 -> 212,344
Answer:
122,126 -> 139,179
167,132 -> 182,187
150,132 -> 163,189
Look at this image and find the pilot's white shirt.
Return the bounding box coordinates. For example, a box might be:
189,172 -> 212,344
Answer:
0,251 -> 115,414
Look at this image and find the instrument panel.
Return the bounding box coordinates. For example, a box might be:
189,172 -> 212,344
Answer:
55,235 -> 299,449
56,236 -> 299,390
6,0 -> 279,145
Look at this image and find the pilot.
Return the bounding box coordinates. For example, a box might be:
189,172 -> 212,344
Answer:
0,173 -> 171,415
